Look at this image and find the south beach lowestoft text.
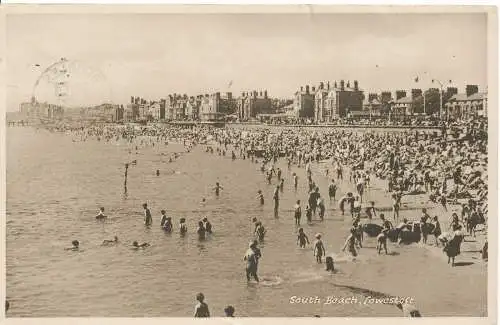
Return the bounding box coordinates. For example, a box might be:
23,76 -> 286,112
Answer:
289,296 -> 414,305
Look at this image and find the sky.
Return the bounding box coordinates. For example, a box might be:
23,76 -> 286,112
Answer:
6,12 -> 488,110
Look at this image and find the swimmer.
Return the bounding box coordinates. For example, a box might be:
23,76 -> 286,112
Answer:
313,234 -> 326,263
132,241 -> 150,249
95,207 -> 107,220
325,256 -> 335,273
102,236 -> 118,245
65,240 -> 80,251
224,305 -> 235,317
297,227 -> 310,248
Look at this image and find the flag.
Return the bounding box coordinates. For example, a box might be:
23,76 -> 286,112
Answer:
414,76 -> 419,82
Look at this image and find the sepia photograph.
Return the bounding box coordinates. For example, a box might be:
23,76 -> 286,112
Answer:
3,5 -> 496,319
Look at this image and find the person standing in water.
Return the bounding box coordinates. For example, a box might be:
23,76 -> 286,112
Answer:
256,190 -> 265,205
328,180 -> 337,202
197,221 -> 206,240
95,207 -> 107,220
160,210 -> 168,227
305,205 -> 312,223
203,217 -> 213,234
214,182 -> 223,197
194,293 -> 210,317
273,185 -> 280,218
179,218 -> 188,236
342,228 -> 358,257
255,222 -> 266,242
294,200 -> 302,226
244,241 -> 260,282
293,173 -> 298,191
143,203 -> 152,226
163,216 -> 173,233
297,228 -> 310,248
313,234 -> 326,263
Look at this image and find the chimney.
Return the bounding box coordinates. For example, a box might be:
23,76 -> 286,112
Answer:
411,89 -> 422,100
340,80 -> 345,90
381,91 -> 392,103
396,90 -> 406,100
466,84 -> 478,97
306,85 -> 310,94
264,90 -> 268,98
327,82 -> 330,90
446,87 -> 458,98
354,80 -> 359,91
320,82 -> 324,90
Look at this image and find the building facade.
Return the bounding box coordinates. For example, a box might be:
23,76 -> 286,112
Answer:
237,90 -> 272,120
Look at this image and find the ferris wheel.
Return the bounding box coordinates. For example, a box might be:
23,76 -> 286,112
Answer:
31,58 -> 112,108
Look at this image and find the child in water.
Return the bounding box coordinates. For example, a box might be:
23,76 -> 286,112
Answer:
256,190 -> 265,205
132,241 -> 150,249
294,200 -> 302,226
255,222 -> 266,243
297,228 -> 310,248
180,218 -> 188,236
342,228 -> 358,257
102,236 -> 118,245
325,256 -> 335,273
313,234 -> 326,263
95,207 -> 107,220
160,210 -> 168,227
143,203 -> 152,226
202,217 -> 212,234
197,221 -> 206,240
305,205 -> 312,223
163,216 -> 173,233
65,240 -> 80,251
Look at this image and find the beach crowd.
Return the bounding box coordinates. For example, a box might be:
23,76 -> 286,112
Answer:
12,117 -> 488,317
